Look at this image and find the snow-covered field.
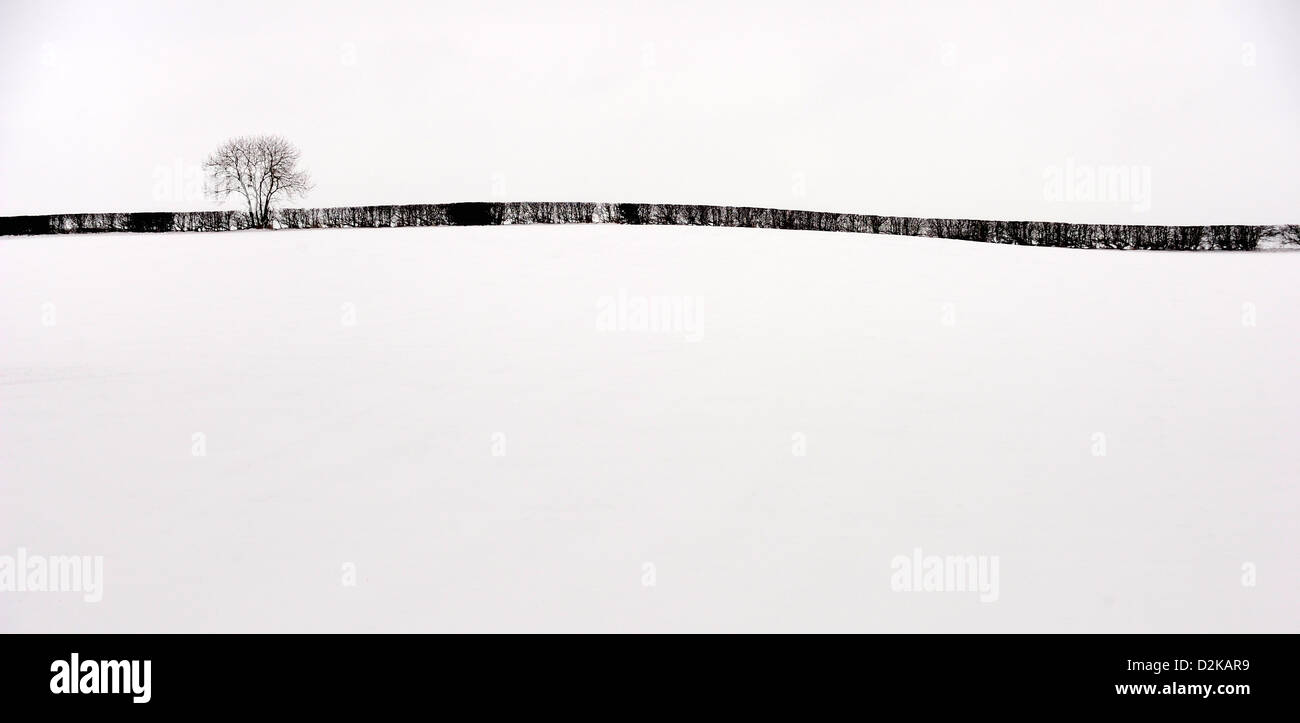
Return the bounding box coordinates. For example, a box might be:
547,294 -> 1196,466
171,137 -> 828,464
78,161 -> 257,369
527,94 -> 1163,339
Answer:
2,226 -> 1297,632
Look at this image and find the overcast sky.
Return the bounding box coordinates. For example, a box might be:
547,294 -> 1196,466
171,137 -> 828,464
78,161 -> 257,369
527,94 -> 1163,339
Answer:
1,0 -> 1297,223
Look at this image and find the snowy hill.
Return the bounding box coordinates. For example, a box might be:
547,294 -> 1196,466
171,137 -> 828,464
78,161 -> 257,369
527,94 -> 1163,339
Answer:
2,225 -> 1296,632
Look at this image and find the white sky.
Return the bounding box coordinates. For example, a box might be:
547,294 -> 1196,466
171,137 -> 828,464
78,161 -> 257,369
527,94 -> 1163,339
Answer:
1,0 -> 1297,223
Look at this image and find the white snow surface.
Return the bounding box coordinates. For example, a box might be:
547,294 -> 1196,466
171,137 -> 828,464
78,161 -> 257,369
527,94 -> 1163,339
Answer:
2,225 -> 1297,632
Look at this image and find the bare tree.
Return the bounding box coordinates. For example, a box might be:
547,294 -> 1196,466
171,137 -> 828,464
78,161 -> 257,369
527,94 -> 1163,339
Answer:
204,135 -> 312,228
1268,224 -> 1300,246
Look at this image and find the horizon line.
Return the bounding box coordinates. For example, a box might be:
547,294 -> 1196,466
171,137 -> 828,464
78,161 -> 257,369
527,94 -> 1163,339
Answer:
0,201 -> 1294,230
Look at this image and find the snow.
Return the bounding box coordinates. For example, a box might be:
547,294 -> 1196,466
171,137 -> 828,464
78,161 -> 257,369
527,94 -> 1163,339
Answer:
2,226 -> 1297,632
